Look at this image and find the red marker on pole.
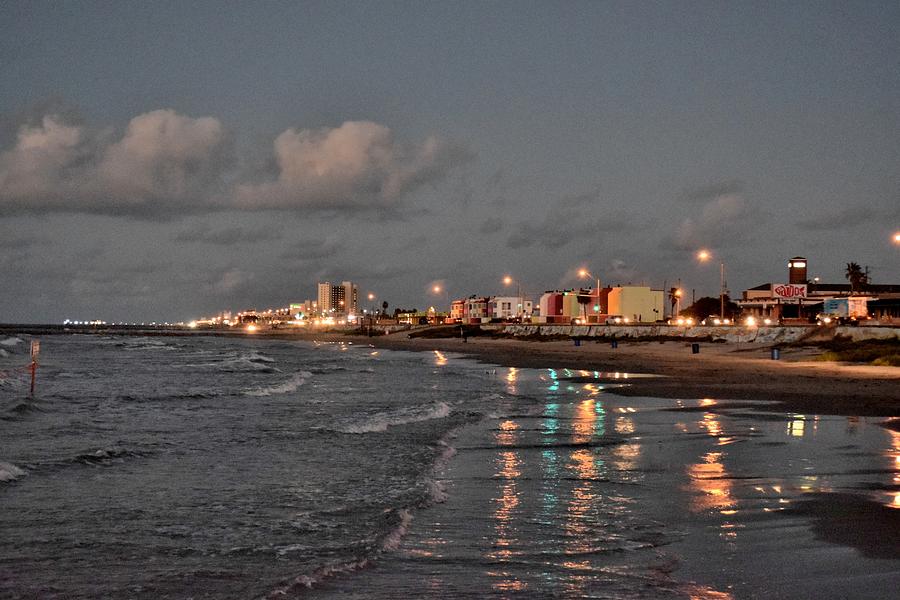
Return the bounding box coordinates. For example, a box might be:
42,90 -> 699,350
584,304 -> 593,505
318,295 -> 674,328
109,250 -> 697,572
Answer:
30,340 -> 40,396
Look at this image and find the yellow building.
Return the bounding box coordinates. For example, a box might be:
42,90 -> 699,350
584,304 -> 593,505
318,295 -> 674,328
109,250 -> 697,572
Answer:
607,287 -> 664,323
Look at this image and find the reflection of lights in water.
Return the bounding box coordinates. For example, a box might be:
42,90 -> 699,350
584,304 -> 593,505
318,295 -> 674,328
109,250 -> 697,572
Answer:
490,449 -> 524,590
787,415 -> 805,437
433,350 -> 447,366
572,399 -> 597,442
506,367 -> 518,394
497,419 -> 519,446
687,451 -> 736,514
615,415 -> 635,435
887,430 -> 900,509
700,412 -> 723,437
543,402 -> 560,437
610,442 -> 640,470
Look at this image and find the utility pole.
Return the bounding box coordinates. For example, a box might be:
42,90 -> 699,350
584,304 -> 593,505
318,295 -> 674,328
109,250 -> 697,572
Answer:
719,262 -> 727,319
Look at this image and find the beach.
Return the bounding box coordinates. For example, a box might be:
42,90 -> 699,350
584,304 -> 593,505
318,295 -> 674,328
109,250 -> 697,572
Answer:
2,331 -> 899,598
359,333 -> 900,417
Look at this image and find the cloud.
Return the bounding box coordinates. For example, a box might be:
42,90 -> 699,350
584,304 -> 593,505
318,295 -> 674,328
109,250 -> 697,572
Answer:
0,110 -> 231,217
174,223 -> 283,245
507,193 -> 633,249
796,206 -> 877,231
663,192 -> 757,251
0,112 -> 468,219
279,238 -> 341,261
477,217 -> 504,234
234,121 -> 471,212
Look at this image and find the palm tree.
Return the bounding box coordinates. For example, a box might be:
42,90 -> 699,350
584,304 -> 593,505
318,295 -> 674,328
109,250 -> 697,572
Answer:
845,262 -> 867,293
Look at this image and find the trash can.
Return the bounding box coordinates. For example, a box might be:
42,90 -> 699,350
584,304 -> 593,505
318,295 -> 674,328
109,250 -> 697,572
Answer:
611,339 -> 618,349
771,347 -> 780,360
574,338 -> 581,347
691,343 -> 700,354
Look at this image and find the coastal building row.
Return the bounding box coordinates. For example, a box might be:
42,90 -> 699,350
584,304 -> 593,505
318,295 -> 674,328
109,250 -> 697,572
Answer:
739,257 -> 900,322
447,285 -> 664,324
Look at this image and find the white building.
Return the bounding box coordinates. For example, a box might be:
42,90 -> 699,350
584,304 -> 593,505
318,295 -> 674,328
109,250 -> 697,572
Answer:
490,296 -> 533,321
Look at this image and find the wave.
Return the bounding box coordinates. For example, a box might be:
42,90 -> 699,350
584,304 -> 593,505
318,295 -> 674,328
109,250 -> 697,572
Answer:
244,371 -> 312,397
116,338 -> 179,351
0,336 -> 24,347
0,461 -> 25,483
70,446 -> 151,466
269,558 -> 371,596
0,401 -> 44,421
335,401 -> 451,434
184,351 -> 279,373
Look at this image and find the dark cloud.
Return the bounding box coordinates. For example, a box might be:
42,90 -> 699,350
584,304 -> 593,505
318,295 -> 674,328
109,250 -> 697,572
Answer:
506,193 -> 633,250
477,217 -> 504,234
279,238 -> 341,261
0,110 -> 232,218
174,223 -> 283,245
679,180 -> 745,204
661,191 -> 760,252
234,121 -> 472,213
796,206 -> 877,231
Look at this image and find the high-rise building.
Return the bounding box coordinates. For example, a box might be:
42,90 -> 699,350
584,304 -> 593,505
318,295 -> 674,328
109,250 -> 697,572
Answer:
316,281 -> 358,316
341,281 -> 358,315
317,282 -> 333,315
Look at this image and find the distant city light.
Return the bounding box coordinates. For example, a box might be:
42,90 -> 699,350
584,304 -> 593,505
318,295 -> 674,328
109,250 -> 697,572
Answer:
894,231 -> 900,244
696,249 -> 711,262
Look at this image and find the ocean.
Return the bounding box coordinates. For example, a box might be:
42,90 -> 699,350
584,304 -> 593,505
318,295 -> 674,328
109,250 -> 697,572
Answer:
1,333 -> 898,598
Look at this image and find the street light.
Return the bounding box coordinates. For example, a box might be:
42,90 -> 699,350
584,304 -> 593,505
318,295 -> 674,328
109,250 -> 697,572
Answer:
502,275 -> 524,321
578,268 -> 601,322
893,231 -> 900,245
696,250 -> 727,319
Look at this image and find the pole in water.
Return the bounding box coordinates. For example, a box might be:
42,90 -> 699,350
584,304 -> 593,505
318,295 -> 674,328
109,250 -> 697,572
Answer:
29,340 -> 40,396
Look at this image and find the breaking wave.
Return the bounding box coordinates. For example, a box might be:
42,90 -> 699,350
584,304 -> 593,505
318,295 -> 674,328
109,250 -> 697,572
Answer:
244,371 -> 312,397
0,461 -> 25,483
334,402 -> 451,434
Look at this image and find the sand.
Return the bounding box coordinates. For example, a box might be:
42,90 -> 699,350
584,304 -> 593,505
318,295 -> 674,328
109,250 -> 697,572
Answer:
351,334 -> 900,417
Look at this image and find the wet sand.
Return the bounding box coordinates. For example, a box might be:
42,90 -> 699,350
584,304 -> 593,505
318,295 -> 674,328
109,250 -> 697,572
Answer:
310,370 -> 900,599
356,335 -> 900,417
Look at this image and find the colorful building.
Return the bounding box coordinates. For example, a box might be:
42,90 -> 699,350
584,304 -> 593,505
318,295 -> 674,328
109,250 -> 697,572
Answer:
606,286 -> 665,323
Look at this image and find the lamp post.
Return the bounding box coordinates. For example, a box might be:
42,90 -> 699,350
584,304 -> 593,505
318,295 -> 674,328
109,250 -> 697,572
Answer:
697,249 -> 727,319
502,275 -> 524,321
578,268 -> 601,322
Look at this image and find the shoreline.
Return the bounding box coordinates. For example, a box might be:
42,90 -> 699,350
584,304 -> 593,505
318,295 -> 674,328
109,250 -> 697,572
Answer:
4,326 -> 899,417
354,333 -> 900,418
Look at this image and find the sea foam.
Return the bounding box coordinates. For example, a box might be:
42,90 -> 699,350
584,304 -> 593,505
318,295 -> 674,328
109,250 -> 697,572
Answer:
335,401 -> 451,434
0,461 -> 25,483
244,371 -> 312,397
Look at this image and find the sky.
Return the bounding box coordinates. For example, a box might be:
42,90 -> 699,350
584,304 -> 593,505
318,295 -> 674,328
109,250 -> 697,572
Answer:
1,1 -> 898,323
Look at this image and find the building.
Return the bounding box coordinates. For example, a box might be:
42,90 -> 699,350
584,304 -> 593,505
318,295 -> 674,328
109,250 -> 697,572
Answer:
740,256 -> 900,321
450,299 -> 466,323
316,281 -> 359,316
490,296 -> 533,321
606,286 -> 665,323
463,296 -> 491,323
537,290 -> 583,323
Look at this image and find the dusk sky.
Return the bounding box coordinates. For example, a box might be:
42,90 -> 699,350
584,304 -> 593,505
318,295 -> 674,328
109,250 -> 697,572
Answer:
2,1 -> 898,323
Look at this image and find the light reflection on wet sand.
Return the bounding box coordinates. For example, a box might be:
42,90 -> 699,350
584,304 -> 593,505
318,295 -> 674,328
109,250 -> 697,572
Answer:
312,366 -> 900,599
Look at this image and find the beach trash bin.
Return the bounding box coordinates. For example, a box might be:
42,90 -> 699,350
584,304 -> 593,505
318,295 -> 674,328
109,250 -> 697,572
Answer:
574,338 -> 581,347
611,339 -> 618,349
691,343 -> 700,354
771,347 -> 780,360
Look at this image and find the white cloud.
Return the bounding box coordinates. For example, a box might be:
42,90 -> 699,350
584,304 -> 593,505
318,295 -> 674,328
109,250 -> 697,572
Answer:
0,110 -> 230,216
234,121 -> 469,211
